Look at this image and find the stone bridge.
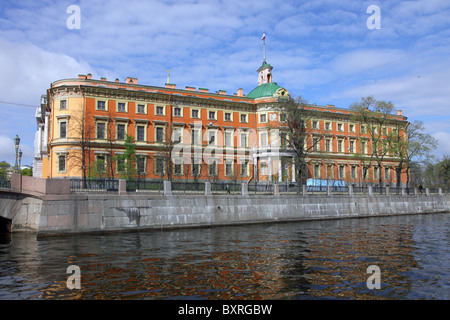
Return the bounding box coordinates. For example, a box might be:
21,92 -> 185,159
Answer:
0,174 -> 70,233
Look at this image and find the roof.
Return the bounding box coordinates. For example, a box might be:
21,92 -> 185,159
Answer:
246,82 -> 285,99
257,61 -> 273,72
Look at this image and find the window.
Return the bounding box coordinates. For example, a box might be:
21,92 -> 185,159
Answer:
58,154 -> 66,172
327,165 -> 333,179
192,163 -> 201,176
97,100 -> 106,111
361,141 -> 367,154
117,102 -> 126,112
137,157 -> 146,175
363,167 -> 369,180
385,167 -> 390,180
156,106 -> 164,115
374,167 -> 379,180
208,131 -> 215,145
351,166 -> 357,179
349,124 -> 355,133
339,165 -> 345,179
349,140 -> 355,153
208,162 -> 217,176
136,125 -> 145,142
59,121 -> 67,139
260,132 -> 267,146
60,100 -> 67,110
241,161 -> 248,176
240,114 -> 247,123
173,128 -> 182,143
338,139 -> 344,153
325,139 -> 332,152
174,107 -> 181,117
117,158 -> 125,174
191,129 -> 200,145
260,114 -> 267,123
156,127 -> 164,143
312,138 -> 319,151
137,104 -> 146,114
240,133 -> 247,148
96,122 -> 106,139
360,125 -> 366,134
191,109 -> 199,118
174,163 -> 182,176
260,162 -> 268,175
208,111 -> 216,120
224,112 -> 231,121
225,161 -> 233,176
96,155 -> 106,174
155,158 -> 164,175
117,124 -> 125,140
325,122 -> 331,131
314,164 -> 320,179
312,120 -> 318,129
280,132 -> 287,147
225,131 -> 232,147
337,123 -> 343,131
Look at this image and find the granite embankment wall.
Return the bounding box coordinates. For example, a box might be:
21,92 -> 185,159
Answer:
1,191 -> 449,237
1,174 -> 449,236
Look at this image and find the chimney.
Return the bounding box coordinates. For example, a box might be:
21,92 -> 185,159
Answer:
326,104 -> 335,108
78,74 -> 87,79
199,88 -> 209,93
115,78 -> 119,83
86,73 -> 92,80
218,90 -> 226,95
237,88 -> 244,97
126,77 -> 138,84
397,110 -> 402,116
185,86 -> 196,92
101,77 -> 107,81
165,83 -> 176,89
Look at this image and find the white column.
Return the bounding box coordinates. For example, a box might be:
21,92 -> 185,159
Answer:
292,158 -> 296,182
268,156 -> 272,181
253,156 -> 258,181
278,158 -> 282,182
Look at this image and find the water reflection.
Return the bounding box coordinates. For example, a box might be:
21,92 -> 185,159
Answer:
0,213 -> 448,300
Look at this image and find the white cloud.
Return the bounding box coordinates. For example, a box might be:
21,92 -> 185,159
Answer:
0,38 -> 94,105
432,132 -> 450,158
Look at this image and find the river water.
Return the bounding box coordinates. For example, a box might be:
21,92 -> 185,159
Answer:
0,213 -> 449,300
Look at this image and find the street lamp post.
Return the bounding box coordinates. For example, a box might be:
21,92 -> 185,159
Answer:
18,149 -> 23,174
14,135 -> 20,173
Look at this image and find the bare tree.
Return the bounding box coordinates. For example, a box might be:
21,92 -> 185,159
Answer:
350,96 -> 395,190
388,120 -> 437,190
277,96 -> 324,188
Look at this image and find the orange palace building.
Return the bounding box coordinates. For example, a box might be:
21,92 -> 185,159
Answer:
33,59 -> 408,187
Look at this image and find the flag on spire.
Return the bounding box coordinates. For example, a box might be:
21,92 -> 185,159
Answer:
261,32 -> 266,40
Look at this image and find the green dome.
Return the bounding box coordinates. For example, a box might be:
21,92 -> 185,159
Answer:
246,82 -> 288,99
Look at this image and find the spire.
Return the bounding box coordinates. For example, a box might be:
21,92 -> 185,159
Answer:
258,32 -> 273,85
167,69 -> 170,84
261,32 -> 266,62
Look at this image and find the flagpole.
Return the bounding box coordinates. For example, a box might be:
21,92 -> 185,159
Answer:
262,32 -> 266,62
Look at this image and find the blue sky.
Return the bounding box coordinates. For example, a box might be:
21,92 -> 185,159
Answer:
1,0 -> 450,167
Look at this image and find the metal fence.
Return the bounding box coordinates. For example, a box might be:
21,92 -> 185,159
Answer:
0,177 -> 11,189
126,179 -> 163,193
68,178 -> 448,196
70,178 -> 119,192
172,181 -> 205,194
211,182 -> 241,194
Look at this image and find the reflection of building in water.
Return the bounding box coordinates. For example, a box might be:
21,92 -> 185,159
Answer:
39,246 -> 289,299
299,222 -> 417,299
